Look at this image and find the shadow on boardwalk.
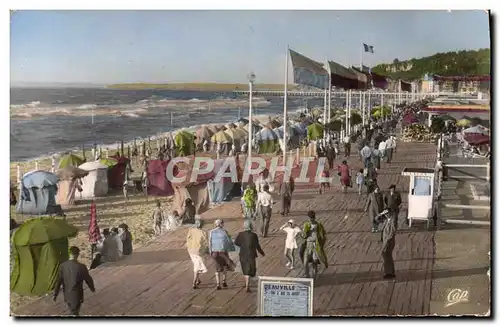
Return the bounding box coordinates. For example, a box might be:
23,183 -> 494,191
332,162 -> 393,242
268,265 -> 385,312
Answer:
13,142 -> 439,317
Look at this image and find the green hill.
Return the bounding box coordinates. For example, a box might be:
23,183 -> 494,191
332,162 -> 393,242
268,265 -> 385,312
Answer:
371,48 -> 490,80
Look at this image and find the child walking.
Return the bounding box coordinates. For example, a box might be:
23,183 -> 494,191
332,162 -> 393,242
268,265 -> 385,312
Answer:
356,169 -> 365,195
279,219 -> 301,269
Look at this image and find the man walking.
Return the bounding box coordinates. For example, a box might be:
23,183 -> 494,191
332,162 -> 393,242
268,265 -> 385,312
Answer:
364,186 -> 384,233
378,210 -> 396,279
384,184 -> 402,228
385,136 -> 395,163
53,246 -> 95,316
256,184 -> 273,237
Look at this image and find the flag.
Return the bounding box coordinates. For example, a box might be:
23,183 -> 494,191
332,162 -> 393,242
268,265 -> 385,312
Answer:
363,43 -> 374,53
289,49 -> 329,89
89,201 -> 101,244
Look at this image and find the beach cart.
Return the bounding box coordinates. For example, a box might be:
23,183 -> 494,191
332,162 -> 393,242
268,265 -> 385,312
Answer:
401,167 -> 438,229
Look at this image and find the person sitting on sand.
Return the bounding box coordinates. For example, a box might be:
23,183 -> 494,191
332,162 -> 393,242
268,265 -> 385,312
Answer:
119,223 -> 133,255
164,210 -> 182,232
111,227 -> 123,258
99,228 -> 120,263
180,198 -> 196,225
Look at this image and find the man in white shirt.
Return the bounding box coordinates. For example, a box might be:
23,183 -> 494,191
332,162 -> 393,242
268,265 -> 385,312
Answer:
378,140 -> 387,160
256,185 -> 273,237
385,137 -> 395,163
360,144 -> 373,168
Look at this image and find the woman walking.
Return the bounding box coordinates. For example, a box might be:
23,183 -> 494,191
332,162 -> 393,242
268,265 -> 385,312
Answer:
279,219 -> 301,269
337,160 -> 351,193
234,220 -> 265,292
209,219 -> 236,290
186,217 -> 209,289
279,176 -> 294,216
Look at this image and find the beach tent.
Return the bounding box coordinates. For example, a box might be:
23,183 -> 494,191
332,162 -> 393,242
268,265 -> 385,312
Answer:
463,125 -> 489,136
211,130 -> 232,143
78,161 -> 109,198
58,154 -> 84,169
10,217 -> 77,296
171,163 -> 213,215
255,127 -> 279,154
456,119 -> 471,127
196,126 -> 214,145
307,122 -> 324,141
224,128 -> 247,141
107,156 -> 130,189
174,131 -> 195,156
207,159 -> 237,204
146,160 -> 174,196
55,167 -> 88,207
16,171 -> 59,215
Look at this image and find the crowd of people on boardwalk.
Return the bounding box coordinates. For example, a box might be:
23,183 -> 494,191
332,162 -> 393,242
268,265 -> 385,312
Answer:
46,104 -> 415,316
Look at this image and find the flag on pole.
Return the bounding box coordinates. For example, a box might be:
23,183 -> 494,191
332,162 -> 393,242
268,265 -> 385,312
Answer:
289,49 -> 329,89
363,43 -> 374,53
89,201 -> 101,244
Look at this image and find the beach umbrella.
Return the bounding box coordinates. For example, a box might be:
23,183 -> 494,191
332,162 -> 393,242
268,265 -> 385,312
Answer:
456,119 -> 471,127
255,127 -> 278,141
206,125 -> 219,134
225,123 -> 237,129
236,118 -> 249,125
463,125 -> 489,135
224,128 -> 246,141
438,114 -> 456,122
307,123 -> 324,141
55,167 -> 89,181
196,126 -> 214,143
243,124 -> 262,133
58,154 -> 84,169
464,133 -> 490,145
22,170 -> 59,189
211,130 -> 232,143
267,119 -> 281,129
99,157 -> 119,168
12,217 -> 78,246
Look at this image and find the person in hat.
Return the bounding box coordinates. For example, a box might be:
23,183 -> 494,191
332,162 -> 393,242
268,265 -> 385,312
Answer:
299,211 -> 328,279
384,184 -> 402,228
376,210 -> 397,279
119,223 -> 133,256
279,175 -> 294,216
53,246 -> 95,316
186,216 -> 209,289
100,228 -> 120,263
364,186 -> 385,233
152,201 -> 164,236
209,219 -> 236,290
256,184 -> 273,237
279,219 -> 301,269
234,220 -> 265,292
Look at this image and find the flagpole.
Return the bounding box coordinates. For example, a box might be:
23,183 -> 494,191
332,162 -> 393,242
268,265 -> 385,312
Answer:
283,45 -> 289,164
360,43 -> 363,70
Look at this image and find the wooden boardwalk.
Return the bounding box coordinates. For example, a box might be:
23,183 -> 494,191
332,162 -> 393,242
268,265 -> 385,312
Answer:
13,142 -> 437,316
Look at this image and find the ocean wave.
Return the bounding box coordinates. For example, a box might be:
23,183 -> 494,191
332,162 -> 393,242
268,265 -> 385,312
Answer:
10,97 -> 271,120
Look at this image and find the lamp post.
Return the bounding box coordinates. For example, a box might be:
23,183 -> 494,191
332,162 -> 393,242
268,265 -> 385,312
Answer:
247,72 -> 256,173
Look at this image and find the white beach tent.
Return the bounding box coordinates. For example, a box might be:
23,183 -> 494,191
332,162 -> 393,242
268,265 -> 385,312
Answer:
78,161 -> 109,198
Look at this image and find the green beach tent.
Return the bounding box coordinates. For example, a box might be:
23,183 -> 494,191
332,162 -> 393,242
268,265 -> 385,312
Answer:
307,123 -> 324,141
174,131 -> 196,156
58,154 -> 85,169
10,217 -> 78,296
99,157 -> 119,168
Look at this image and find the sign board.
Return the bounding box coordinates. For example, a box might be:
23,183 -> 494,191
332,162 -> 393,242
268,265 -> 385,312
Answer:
257,276 -> 314,316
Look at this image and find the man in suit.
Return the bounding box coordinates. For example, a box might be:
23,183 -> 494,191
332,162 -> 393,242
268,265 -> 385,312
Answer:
53,246 -> 95,316
364,186 -> 384,233
384,184 -> 402,228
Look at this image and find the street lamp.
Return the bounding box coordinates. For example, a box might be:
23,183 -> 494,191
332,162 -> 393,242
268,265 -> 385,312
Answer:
247,72 -> 256,173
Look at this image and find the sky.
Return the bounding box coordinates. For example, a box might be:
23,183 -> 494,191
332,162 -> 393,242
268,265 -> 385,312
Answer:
10,10 -> 490,85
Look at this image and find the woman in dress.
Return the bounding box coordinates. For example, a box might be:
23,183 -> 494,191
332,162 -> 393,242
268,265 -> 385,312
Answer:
209,219 -> 236,290
119,223 -> 133,256
337,160 -> 351,193
234,220 -> 265,292
186,217 -> 209,289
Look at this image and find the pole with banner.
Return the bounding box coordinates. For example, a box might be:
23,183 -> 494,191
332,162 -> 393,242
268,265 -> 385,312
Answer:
283,46 -> 289,164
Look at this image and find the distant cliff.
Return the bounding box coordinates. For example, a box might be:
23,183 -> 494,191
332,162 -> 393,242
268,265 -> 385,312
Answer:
371,48 -> 490,80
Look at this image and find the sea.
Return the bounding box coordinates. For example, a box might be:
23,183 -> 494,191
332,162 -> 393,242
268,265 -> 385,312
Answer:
10,88 -> 342,161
